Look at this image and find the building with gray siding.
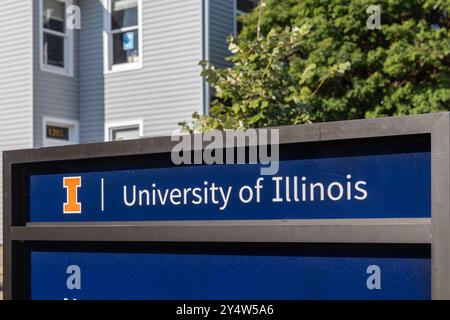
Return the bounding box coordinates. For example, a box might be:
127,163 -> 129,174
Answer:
0,0 -> 258,243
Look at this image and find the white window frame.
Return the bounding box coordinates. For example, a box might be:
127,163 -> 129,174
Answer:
105,119 -> 144,142
43,116 -> 80,147
234,0 -> 257,36
39,0 -> 74,77
102,0 -> 144,74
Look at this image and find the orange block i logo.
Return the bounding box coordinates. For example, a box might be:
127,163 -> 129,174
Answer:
63,177 -> 82,214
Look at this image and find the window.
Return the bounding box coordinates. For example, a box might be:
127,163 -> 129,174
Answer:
235,0 -> 259,35
105,120 -> 144,141
104,0 -> 143,73
40,0 -> 74,76
47,125 -> 69,140
43,117 -> 79,147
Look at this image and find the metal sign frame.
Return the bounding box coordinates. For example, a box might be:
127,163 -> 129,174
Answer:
3,112 -> 450,300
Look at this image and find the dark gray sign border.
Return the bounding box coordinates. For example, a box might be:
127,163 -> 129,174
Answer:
3,112 -> 449,300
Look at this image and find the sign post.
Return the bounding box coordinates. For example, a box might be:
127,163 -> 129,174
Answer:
3,113 -> 450,300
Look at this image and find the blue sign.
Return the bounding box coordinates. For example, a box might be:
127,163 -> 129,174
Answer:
29,152 -> 430,222
31,248 -> 431,300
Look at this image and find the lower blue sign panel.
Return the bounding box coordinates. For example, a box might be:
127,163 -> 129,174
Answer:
31,247 -> 431,300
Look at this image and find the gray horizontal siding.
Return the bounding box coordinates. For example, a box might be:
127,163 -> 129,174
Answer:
0,0 -> 34,244
33,0 -> 79,147
209,0 -> 235,68
104,0 -> 204,138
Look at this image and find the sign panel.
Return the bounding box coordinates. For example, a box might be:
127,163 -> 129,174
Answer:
31,247 -> 431,300
46,125 -> 69,141
30,152 -> 431,222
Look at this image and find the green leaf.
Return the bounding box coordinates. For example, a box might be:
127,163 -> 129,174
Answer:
300,64 -> 316,84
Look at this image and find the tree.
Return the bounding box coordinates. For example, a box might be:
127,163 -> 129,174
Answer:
181,4 -> 350,132
238,0 -> 450,121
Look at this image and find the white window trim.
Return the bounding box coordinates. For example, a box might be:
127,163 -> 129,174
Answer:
233,0 -> 238,36
105,119 -> 144,142
39,0 -> 74,77
43,116 -> 80,147
234,0 -> 257,37
102,0 -> 144,74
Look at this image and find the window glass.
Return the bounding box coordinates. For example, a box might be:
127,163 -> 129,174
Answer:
111,0 -> 138,30
111,126 -> 140,141
237,0 -> 258,34
43,33 -> 65,67
237,0 -> 258,13
46,125 -> 69,141
113,30 -> 139,64
107,0 -> 141,69
43,0 -> 66,33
